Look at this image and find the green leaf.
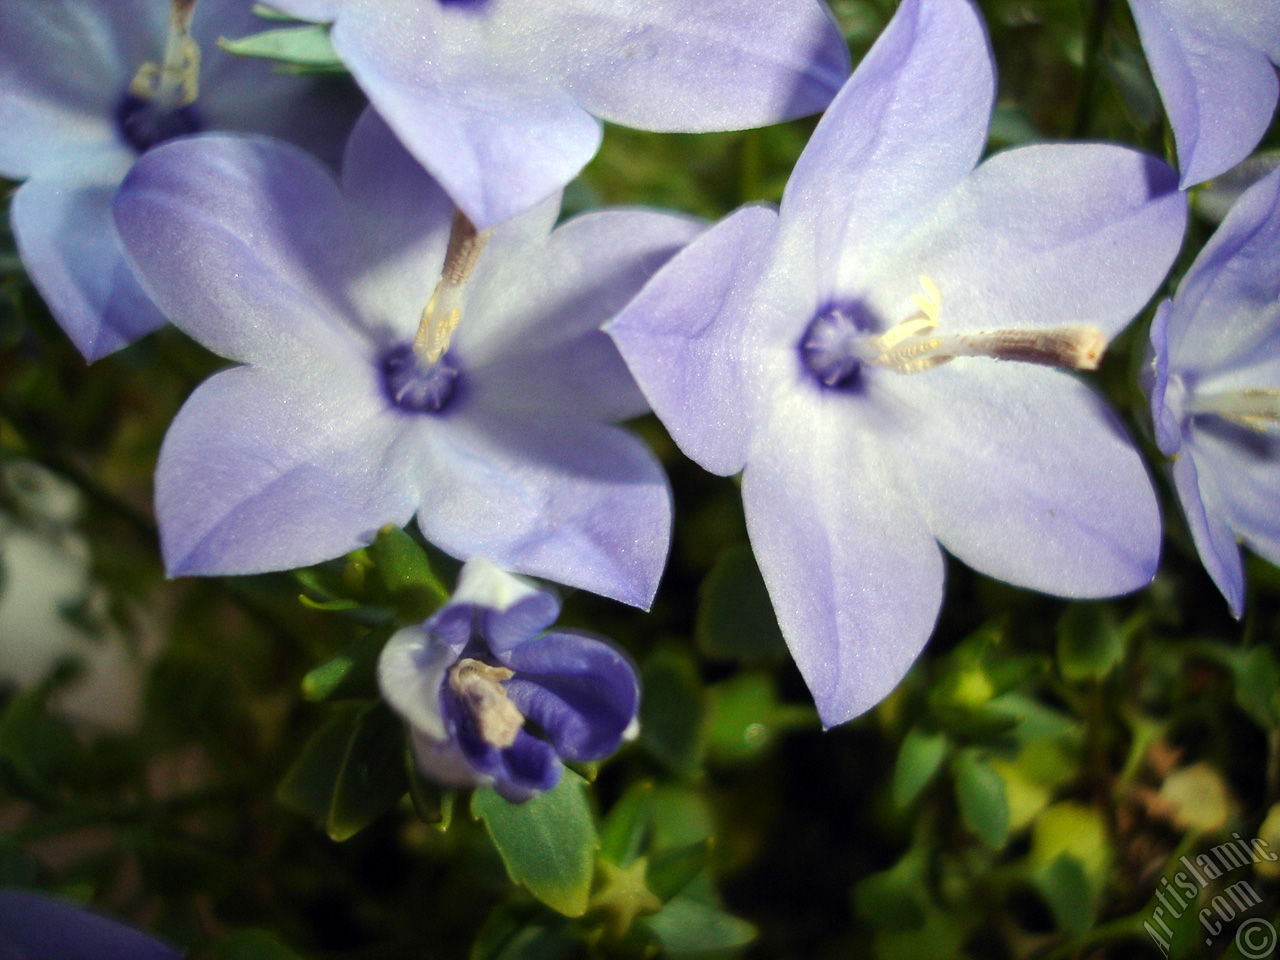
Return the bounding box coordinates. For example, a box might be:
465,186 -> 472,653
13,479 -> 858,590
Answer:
369,524 -> 450,619
1056,603 -> 1126,682
276,701 -> 408,841
470,905 -> 581,960
705,672 -> 815,764
251,3 -> 302,21
891,728 -> 949,808
646,839 -> 712,903
642,896 -> 756,955
473,771 -> 599,917
952,750 -> 1010,850
853,846 -> 929,931
696,545 -> 786,662
1036,854 -> 1095,935
0,687 -> 85,799
599,780 -> 655,865
300,627 -> 390,703
214,930 -> 306,960
1231,646 -> 1280,729
217,25 -> 343,71
639,648 -> 705,776
278,703 -> 365,825
327,703 -> 408,841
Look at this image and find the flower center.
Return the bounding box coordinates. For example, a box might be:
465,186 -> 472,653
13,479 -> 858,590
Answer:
380,343 -> 460,413
447,658 -> 524,748
117,0 -> 203,153
1186,389 -> 1280,433
802,276 -> 1106,387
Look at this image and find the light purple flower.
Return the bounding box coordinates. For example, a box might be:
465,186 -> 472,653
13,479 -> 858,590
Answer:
263,0 -> 850,230
1127,0 -> 1280,188
608,0 -> 1188,726
114,108 -> 697,608
1147,166 -> 1280,616
378,558 -> 639,803
0,0 -> 359,361
0,889 -> 179,960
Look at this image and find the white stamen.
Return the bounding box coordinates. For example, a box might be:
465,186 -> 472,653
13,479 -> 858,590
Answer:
858,276 -> 1106,374
1186,389 -> 1280,432
447,658 -> 524,748
413,211 -> 492,364
129,0 -> 201,109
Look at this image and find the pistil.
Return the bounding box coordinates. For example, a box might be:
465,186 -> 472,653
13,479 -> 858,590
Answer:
447,658 -> 524,748
803,275 -> 1107,385
129,0 -> 201,110
413,211 -> 492,364
1186,389 -> 1280,432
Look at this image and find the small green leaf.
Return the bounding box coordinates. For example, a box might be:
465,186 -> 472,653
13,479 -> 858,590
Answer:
646,839 -> 712,903
1037,853 -> 1095,935
952,750 -> 1010,850
300,655 -> 355,701
0,687 -> 86,799
300,628 -> 390,703
696,545 -> 786,662
642,896 -> 756,955
218,25 -> 343,70
1231,646 -> 1280,729
473,771 -> 599,917
370,524 -> 450,619
705,672 -> 815,764
639,648 -> 705,776
853,846 -> 929,931
599,780 -> 655,865
276,701 -> 408,840
470,904 -> 581,960
891,728 -> 949,808
1056,603 -> 1126,682
278,703 -> 365,826
327,703 -> 408,841
251,3 -> 302,21
214,930 -> 307,960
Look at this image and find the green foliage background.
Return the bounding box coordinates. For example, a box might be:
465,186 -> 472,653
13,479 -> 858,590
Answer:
2,1 -> 1280,958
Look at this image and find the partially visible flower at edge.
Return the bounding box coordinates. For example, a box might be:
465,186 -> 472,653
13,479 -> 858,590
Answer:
608,0 -> 1187,728
261,0 -> 851,230
0,0 -> 360,360
1127,0 -> 1280,188
0,889 -> 180,960
378,558 -> 639,803
1147,165 -> 1280,617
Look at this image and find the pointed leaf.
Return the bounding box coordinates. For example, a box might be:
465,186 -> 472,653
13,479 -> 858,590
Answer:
473,771 -> 599,917
952,750 -> 1010,850
891,728 -> 949,808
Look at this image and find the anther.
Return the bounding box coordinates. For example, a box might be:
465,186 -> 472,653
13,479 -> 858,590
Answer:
129,0 -> 201,109
448,658 -> 524,748
413,211 -> 492,364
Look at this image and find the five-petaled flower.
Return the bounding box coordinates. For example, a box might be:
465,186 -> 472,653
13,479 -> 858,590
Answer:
1127,0 -> 1280,188
378,558 -> 640,803
0,0 -> 359,360
608,0 -> 1188,726
260,0 -> 851,230
114,108 -> 696,608
1147,166 -> 1280,617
